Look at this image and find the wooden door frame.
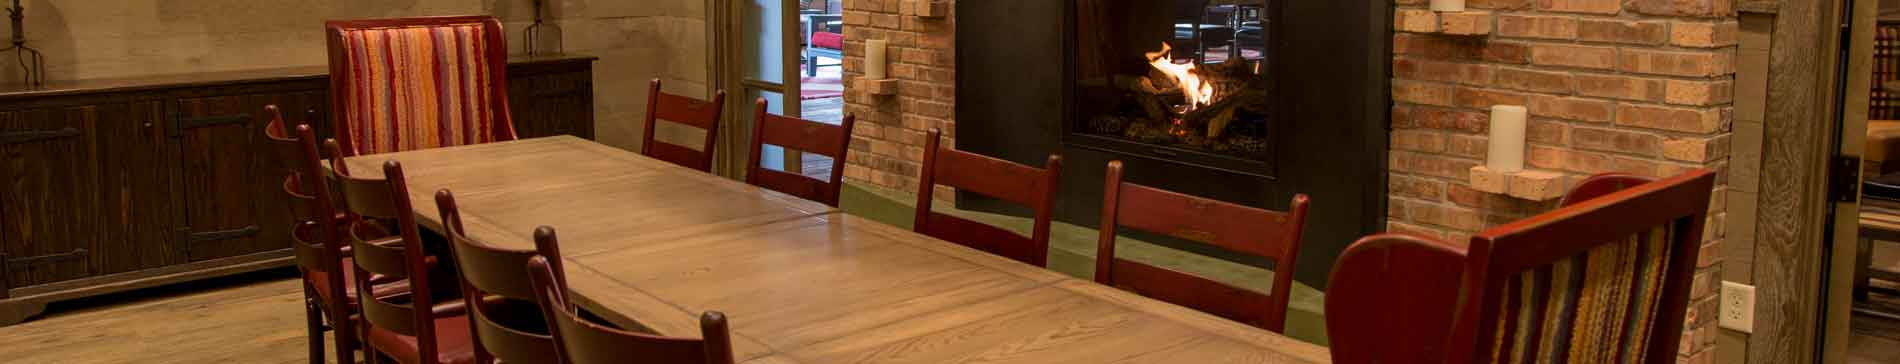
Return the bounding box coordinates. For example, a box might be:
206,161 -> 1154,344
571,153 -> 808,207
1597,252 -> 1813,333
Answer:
1746,0 -> 1863,362
709,0 -> 804,179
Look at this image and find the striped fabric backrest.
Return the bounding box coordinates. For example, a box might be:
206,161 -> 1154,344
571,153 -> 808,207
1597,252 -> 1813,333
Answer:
1446,170 -> 1715,364
1481,224 -> 1676,364
327,17 -> 516,156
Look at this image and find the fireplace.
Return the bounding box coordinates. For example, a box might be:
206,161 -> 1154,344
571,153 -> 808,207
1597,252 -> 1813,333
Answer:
1069,1 -> 1280,176
957,0 -> 1388,288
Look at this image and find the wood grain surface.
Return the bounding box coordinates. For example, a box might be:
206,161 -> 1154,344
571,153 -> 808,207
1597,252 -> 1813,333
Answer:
339,136 -> 1331,364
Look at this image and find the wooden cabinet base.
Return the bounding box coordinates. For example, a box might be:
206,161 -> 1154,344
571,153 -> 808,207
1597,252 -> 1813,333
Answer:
0,250 -> 293,326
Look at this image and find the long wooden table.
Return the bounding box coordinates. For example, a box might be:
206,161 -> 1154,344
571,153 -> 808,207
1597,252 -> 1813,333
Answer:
342,136 -> 1331,364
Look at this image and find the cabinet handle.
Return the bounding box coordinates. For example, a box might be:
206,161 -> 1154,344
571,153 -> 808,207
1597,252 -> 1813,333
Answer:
168,113 -> 252,137
0,127 -> 81,144
5,248 -> 89,266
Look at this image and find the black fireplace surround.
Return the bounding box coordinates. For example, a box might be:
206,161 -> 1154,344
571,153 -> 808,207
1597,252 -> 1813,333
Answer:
956,0 -> 1389,288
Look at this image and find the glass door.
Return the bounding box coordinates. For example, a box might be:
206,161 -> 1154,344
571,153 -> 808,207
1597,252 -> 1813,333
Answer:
712,0 -> 802,177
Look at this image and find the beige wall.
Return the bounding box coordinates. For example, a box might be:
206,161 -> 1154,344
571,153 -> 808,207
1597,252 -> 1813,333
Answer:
0,0 -> 710,151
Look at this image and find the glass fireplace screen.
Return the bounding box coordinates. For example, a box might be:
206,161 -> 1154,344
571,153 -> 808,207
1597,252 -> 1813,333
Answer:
1071,0 -> 1276,164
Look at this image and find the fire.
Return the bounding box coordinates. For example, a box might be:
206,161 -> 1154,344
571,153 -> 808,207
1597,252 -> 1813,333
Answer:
1145,43 -> 1216,110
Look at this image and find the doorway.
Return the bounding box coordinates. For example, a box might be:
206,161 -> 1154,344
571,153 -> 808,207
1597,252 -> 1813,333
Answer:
710,0 -> 844,179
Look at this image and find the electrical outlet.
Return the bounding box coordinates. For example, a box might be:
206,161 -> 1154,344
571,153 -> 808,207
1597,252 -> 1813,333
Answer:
1720,281 -> 1755,333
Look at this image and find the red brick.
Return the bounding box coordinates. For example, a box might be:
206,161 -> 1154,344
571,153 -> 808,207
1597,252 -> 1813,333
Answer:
1394,81 -> 1457,106
1671,21 -> 1739,48
1393,129 -> 1448,152
1627,0 -> 1735,17
1665,79 -> 1734,106
1395,58 -> 1495,85
1528,95 -> 1614,122
1454,87 -> 1529,109
1390,175 -> 1446,199
1577,19 -> 1667,45
1448,134 -> 1489,158
1575,73 -> 1667,102
1412,107 -> 1492,133
1537,0 -> 1623,14
1498,15 -> 1578,39
1571,126 -> 1663,156
1563,149 -> 1615,174
1527,119 -> 1569,145
1469,0 -> 1534,9
1528,145 -> 1566,169
1396,9 -> 1438,33
1531,44 -> 1618,69
1615,104 -> 1726,133
1494,67 -> 1575,93
1618,49 -> 1732,77
1439,11 -> 1494,36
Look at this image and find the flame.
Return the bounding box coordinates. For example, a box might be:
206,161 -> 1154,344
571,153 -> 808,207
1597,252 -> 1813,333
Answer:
1146,43 -> 1216,110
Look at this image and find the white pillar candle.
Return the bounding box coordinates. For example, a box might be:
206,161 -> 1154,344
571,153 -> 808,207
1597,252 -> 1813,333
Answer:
1430,0 -> 1465,12
1487,105 -> 1527,173
865,39 -> 889,80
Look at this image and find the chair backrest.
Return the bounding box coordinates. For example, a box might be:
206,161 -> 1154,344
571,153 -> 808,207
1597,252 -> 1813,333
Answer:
913,129 -> 1061,267
1323,234 -> 1469,364
746,99 -> 855,206
642,78 -> 727,172
330,152 -> 452,362
1874,21 -> 1900,120
325,16 -> 519,156
1445,169 -> 1715,364
436,190 -> 559,364
1093,160 -> 1308,332
266,107 -> 348,283
524,227 -> 736,364
1558,173 -> 1655,207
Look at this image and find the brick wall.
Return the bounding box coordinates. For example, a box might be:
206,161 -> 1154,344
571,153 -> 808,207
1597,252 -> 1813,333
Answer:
839,0 -> 956,198
1389,0 -> 1734,362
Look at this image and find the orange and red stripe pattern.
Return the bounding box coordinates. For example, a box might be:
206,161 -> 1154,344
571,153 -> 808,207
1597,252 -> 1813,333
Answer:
338,24 -> 498,154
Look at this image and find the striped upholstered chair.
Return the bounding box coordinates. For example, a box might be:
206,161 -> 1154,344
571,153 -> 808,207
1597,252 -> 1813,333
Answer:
325,16 -> 519,156
1324,170 -> 1715,364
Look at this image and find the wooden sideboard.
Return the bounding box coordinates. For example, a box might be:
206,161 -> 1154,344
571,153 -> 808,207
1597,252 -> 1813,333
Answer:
0,53 -> 596,325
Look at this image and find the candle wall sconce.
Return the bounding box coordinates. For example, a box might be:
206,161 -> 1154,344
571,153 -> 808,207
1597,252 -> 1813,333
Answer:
525,0 -> 563,55
3,0 -> 45,87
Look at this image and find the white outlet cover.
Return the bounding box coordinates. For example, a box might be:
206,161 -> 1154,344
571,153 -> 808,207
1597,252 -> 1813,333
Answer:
1720,281 -> 1756,334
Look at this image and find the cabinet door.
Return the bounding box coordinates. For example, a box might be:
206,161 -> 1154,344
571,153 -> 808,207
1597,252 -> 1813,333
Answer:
0,106 -> 103,288
507,65 -> 595,140
94,101 -> 181,275
172,92 -> 325,261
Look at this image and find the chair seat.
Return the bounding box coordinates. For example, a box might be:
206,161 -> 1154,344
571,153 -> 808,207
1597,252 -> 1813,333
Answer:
306,257 -> 410,307
366,314 -> 478,364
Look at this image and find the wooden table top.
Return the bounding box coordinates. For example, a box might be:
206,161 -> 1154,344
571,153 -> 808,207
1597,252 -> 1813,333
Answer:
342,136 -> 1331,364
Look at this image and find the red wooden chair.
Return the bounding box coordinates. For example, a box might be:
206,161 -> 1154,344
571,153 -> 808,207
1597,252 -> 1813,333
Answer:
525,227 -> 737,364
325,16 -> 519,156
1324,170 -> 1716,364
642,78 -> 727,172
267,106 -> 359,364
913,129 -> 1062,267
332,155 -> 476,364
1092,161 -> 1309,332
745,98 -> 855,206
435,190 -> 559,364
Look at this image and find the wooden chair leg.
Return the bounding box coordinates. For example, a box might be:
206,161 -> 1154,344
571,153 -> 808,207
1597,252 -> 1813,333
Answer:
330,308 -> 355,364
304,296 -> 326,364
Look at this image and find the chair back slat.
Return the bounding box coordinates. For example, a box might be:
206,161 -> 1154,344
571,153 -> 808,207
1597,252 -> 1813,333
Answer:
361,294 -> 421,336
1444,170 -> 1716,364
474,304 -> 559,364
337,174 -> 406,219
645,142 -> 715,173
525,230 -> 735,364
1111,182 -> 1302,259
746,100 -> 854,206
914,129 -> 1061,267
1109,258 -> 1277,326
641,79 -> 726,172
325,16 -> 519,156
917,212 -> 1042,266
928,148 -> 1054,206
1094,161 -> 1309,333
291,221 -> 334,273
350,235 -> 411,279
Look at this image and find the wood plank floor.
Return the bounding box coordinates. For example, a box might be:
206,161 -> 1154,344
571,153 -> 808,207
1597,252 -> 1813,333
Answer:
0,269 -> 323,364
